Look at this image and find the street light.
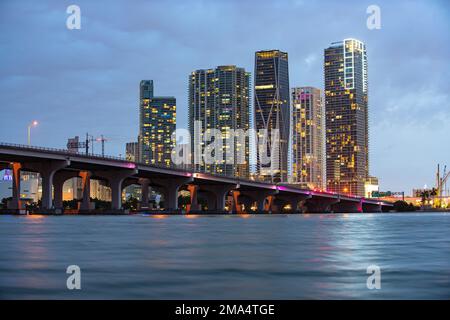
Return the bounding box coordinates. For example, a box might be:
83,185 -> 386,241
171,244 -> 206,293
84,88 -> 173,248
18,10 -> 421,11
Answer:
27,120 -> 38,146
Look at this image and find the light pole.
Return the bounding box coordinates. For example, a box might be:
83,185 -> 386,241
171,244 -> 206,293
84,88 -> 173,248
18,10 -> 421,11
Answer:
27,120 -> 38,146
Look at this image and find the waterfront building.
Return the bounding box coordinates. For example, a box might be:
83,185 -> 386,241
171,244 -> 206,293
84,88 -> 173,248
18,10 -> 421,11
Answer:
365,176 -> 379,198
188,65 -> 251,178
324,39 -> 369,196
291,87 -> 325,189
139,80 -> 176,167
254,50 -> 290,183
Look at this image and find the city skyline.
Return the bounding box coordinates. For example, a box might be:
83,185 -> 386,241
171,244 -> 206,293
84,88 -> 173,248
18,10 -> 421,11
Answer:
1,0 -> 449,195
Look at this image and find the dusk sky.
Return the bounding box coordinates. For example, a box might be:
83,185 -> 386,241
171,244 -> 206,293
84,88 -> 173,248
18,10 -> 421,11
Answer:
0,0 -> 449,195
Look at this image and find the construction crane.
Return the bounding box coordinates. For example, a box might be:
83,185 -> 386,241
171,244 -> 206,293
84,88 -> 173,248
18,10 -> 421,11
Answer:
435,164 -> 450,208
96,135 -> 107,157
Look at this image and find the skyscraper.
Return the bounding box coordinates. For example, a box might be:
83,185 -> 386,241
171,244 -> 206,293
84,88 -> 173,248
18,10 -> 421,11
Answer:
254,50 -> 290,183
324,39 -> 369,196
188,65 -> 250,178
291,87 -> 325,189
139,80 -> 176,167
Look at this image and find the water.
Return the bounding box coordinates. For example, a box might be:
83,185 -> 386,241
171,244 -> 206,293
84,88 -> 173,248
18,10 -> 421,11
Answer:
0,212 -> 449,299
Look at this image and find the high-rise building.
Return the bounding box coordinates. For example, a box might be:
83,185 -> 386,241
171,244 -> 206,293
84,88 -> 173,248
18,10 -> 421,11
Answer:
188,65 -> 251,178
324,38 -> 369,196
254,50 -> 290,183
139,80 -> 176,167
291,87 -> 325,189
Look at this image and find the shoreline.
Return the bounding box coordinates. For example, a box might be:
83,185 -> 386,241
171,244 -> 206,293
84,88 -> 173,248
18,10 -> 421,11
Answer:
1,210 -> 449,216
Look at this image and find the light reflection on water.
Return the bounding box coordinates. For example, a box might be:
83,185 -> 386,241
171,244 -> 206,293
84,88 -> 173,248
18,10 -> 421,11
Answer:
0,213 -> 449,299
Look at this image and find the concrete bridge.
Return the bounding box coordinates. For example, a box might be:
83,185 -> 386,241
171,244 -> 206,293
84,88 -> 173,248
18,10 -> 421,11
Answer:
0,143 -> 393,214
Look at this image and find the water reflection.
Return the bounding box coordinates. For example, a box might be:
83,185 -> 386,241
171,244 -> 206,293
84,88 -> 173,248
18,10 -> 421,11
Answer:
0,213 -> 449,299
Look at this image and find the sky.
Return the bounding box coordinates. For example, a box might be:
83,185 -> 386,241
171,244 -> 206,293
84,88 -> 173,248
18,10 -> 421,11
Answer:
0,0 -> 449,195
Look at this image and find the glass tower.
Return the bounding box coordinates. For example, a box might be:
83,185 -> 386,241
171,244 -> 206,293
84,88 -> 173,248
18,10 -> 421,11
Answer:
139,80 -> 176,167
254,50 -> 290,183
324,39 -> 369,196
188,65 -> 250,178
291,87 -> 325,189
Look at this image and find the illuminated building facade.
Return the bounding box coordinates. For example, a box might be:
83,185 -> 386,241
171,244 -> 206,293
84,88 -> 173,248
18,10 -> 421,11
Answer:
291,87 -> 325,189
324,39 -> 369,196
139,80 -> 176,167
188,65 -> 250,178
254,50 -> 290,183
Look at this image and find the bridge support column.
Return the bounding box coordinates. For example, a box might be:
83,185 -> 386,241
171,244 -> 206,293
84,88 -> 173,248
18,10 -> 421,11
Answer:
234,190 -> 278,213
53,171 -> 79,210
95,169 -> 138,211
200,185 -> 235,212
231,190 -> 243,214
275,194 -> 312,213
79,171 -> 91,211
187,185 -> 200,212
152,177 -> 193,212
139,178 -> 150,209
41,161 -> 70,210
264,195 -> 275,212
8,163 -> 22,210
24,160 -> 70,211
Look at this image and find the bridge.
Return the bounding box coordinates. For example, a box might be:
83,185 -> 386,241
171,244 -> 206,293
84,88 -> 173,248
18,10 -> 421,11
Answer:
0,143 -> 393,214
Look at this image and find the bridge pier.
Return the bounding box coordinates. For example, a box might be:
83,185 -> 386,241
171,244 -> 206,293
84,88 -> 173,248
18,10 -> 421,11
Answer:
274,194 -> 311,213
187,185 -> 200,212
95,169 -> 138,211
23,160 -> 70,211
208,185 -> 235,211
139,178 -> 150,209
8,162 -> 22,210
79,171 -> 91,211
152,177 -> 193,212
233,189 -> 278,213
53,171 -> 80,210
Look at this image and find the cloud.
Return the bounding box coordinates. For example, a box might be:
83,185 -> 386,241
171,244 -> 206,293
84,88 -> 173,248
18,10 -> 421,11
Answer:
0,0 -> 449,193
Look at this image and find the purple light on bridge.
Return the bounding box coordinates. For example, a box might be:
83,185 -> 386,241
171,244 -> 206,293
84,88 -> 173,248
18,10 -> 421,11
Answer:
125,163 -> 136,169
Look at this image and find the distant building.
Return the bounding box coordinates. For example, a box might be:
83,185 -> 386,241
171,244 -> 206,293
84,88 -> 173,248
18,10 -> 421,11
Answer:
290,87 -> 325,189
365,176 -> 379,198
0,170 -> 40,203
125,141 -> 140,162
324,39 -> 369,196
139,80 -> 176,167
188,65 -> 251,178
67,136 -> 81,153
254,50 -> 290,183
90,179 -> 111,201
